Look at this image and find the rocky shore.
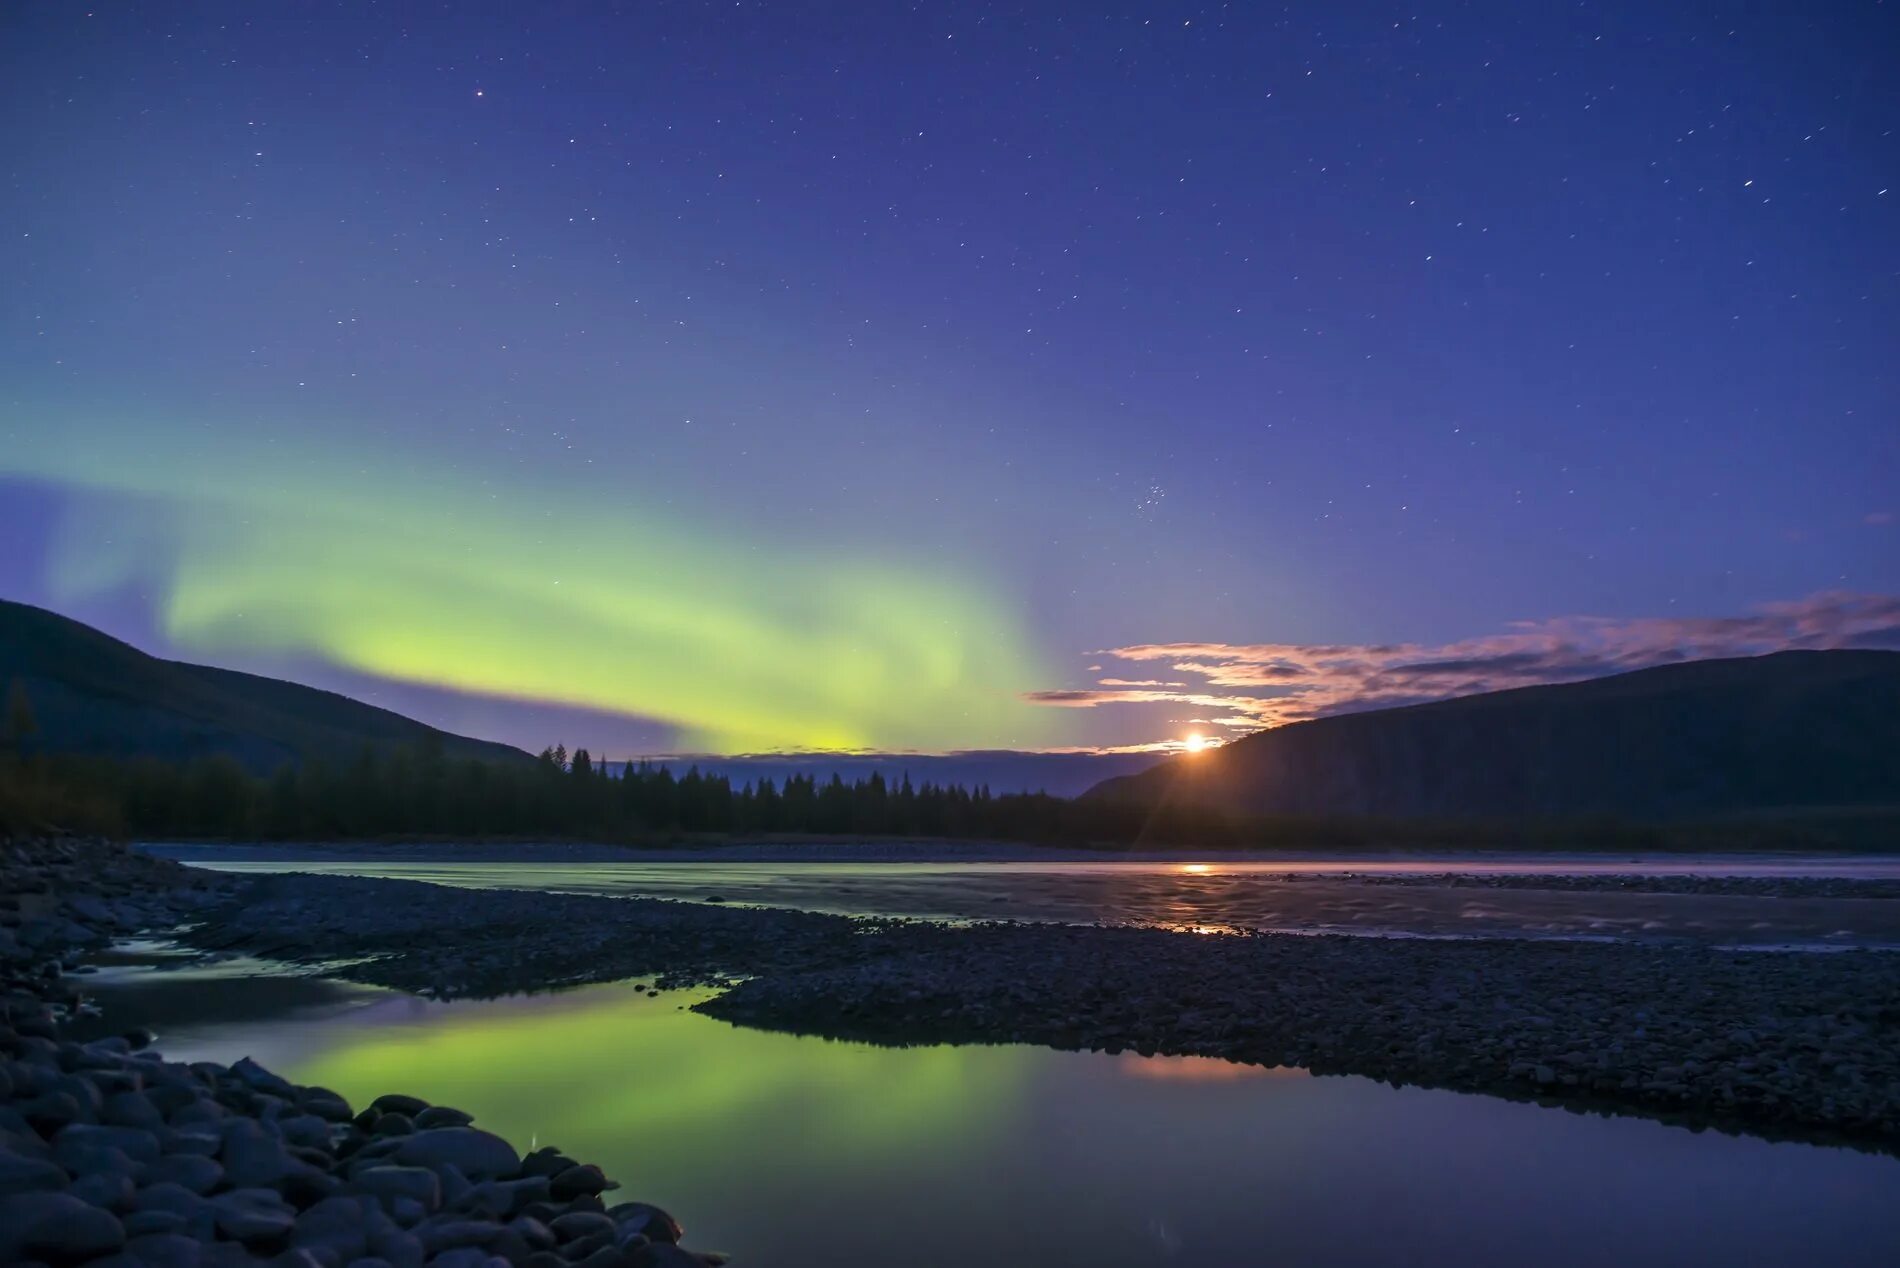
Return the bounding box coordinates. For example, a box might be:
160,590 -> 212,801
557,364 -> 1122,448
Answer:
11,836 -> 1900,1268
2,839 -> 720,1268
178,868 -> 1900,1152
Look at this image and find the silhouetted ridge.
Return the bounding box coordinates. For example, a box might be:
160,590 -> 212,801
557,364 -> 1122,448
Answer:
1084,650 -> 1900,820
0,599 -> 529,771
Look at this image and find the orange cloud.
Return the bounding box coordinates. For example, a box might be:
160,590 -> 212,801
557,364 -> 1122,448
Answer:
1031,591 -> 1900,733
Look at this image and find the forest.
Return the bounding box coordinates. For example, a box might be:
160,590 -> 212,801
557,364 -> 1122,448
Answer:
3,680 -> 1886,851
0,736 -> 1291,847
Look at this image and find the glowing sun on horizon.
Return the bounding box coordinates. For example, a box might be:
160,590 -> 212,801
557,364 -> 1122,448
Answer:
1183,732 -> 1211,753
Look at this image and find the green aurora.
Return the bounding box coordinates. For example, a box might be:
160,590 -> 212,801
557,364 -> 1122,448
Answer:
2,416 -> 1060,753
287,985 -> 1030,1198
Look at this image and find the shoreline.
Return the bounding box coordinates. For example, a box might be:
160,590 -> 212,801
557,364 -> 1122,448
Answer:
1,839 -> 721,1268
139,838 -> 1900,875
15,833 -> 1900,1234
173,867 -> 1900,1154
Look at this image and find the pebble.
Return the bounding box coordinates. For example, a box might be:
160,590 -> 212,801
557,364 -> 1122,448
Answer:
1,837 -> 719,1267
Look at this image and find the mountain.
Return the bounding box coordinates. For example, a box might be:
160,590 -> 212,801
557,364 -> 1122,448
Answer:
0,599 -> 531,772
1085,650 -> 1900,821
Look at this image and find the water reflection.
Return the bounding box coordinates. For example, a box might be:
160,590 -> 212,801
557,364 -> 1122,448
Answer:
1115,1053 -> 1295,1083
78,963 -> 1900,1268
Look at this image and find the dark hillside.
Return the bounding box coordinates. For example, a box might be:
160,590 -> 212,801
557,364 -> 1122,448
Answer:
1086,650 -> 1900,821
0,599 -> 529,771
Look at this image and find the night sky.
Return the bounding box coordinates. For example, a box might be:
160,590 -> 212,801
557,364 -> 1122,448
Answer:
2,2 -> 1895,760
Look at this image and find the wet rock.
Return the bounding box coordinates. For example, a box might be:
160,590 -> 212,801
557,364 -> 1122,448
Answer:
155,1152 -> 225,1195
0,1145 -> 68,1193
572,1244 -> 631,1268
411,1106 -> 472,1130
518,1148 -> 575,1179
219,1119 -> 301,1189
277,1115 -> 332,1150
22,1089 -> 87,1133
366,1227 -> 423,1268
454,1175 -> 547,1220
549,1211 -> 618,1242
229,1058 -> 298,1100
60,1122 -> 164,1167
549,1164 -> 612,1201
390,1128 -> 518,1181
0,1189 -> 128,1262
71,1170 -> 137,1212
350,1165 -> 441,1213
508,1216 -> 555,1251
608,1204 -> 684,1246
413,1215 -> 507,1255
367,1094 -> 428,1118
436,1162 -> 472,1207
123,1231 -> 205,1268
289,1194 -> 375,1262
211,1187 -> 298,1242
131,1179 -> 219,1237
296,1090 -> 353,1124
124,1208 -> 190,1237
55,1140 -> 146,1186
428,1249 -> 493,1268
104,1090 -> 167,1132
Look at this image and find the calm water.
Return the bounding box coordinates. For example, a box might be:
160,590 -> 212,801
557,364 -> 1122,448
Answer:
77,952 -> 1900,1268
147,847 -> 1900,945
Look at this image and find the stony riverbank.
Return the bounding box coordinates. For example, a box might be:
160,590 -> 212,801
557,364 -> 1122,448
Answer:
2,839 -> 720,1268
175,868 -> 1900,1152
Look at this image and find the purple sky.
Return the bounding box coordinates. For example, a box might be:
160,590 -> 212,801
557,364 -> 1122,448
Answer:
2,3 -> 1894,760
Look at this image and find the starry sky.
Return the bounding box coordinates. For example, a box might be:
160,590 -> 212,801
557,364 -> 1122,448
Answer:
1,2 -> 1895,762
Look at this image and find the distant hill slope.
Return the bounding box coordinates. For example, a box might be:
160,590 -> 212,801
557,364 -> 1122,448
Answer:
1085,650 -> 1900,821
0,599 -> 531,772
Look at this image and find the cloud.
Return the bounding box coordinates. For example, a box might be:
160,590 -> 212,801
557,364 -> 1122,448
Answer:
1033,591 -> 1900,732
1024,688 -> 1243,710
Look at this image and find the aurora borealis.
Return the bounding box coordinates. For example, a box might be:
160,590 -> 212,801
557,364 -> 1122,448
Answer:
4,415 -> 1054,753
2,3 -> 1895,760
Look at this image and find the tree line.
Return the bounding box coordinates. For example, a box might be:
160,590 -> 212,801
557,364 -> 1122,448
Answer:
0,732 -> 1299,847
7,685 -> 1881,850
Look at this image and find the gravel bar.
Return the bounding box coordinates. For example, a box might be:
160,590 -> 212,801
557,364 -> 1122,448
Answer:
175,869 -> 1900,1154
